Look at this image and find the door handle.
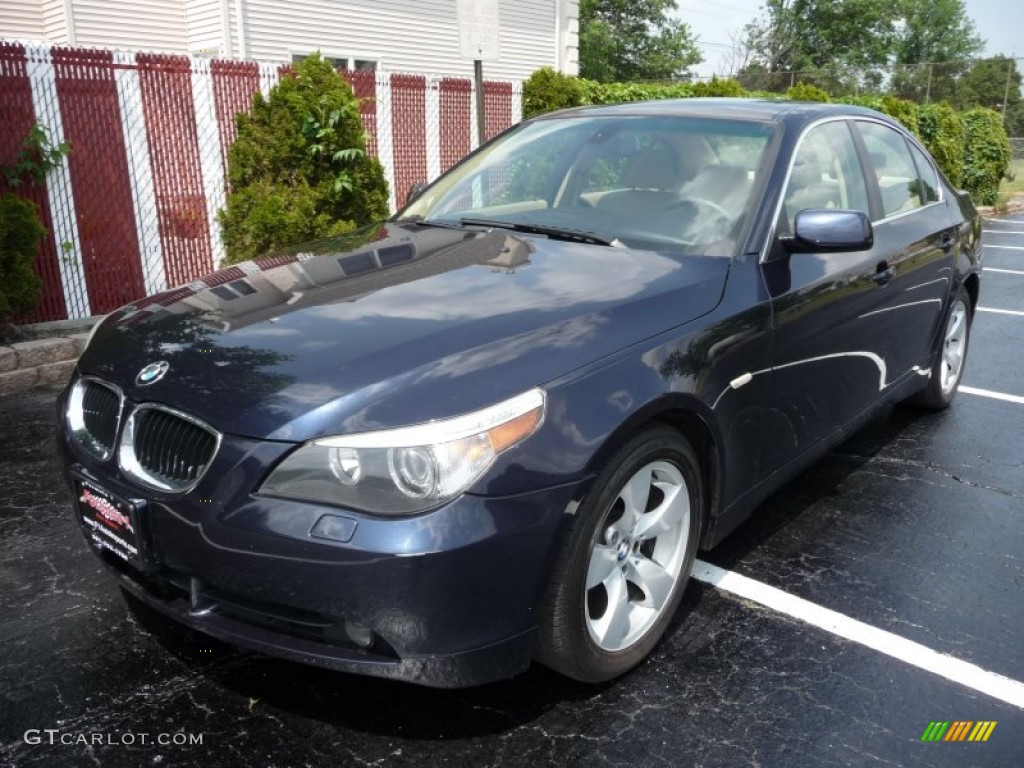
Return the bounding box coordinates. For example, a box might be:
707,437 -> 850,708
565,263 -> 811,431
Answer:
873,262 -> 894,286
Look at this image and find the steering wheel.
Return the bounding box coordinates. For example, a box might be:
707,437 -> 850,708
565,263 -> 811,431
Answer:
676,196 -> 731,220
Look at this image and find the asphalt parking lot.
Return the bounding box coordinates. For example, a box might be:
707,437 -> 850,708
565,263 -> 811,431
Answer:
2,215 -> 1023,768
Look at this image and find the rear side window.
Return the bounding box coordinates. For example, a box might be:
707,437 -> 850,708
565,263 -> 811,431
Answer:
857,121 -> 924,217
908,141 -> 940,203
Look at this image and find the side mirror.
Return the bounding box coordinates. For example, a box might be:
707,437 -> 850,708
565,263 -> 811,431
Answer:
405,181 -> 429,206
787,209 -> 873,252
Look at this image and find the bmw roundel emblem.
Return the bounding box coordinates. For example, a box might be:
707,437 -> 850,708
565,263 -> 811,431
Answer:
136,361 -> 169,386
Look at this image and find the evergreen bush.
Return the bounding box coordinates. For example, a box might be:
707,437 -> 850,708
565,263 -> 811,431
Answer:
219,53 -> 389,264
523,67 -> 585,118
0,194 -> 45,327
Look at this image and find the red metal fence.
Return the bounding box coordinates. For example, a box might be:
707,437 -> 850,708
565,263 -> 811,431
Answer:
0,40 -> 522,322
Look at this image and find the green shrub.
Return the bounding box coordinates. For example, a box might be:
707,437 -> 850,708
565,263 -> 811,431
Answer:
580,79 -> 694,105
786,82 -> 830,102
0,193 -> 45,325
523,66 -> 585,118
961,108 -> 1012,205
691,77 -> 745,97
878,96 -> 921,138
219,53 -> 389,264
916,103 -> 966,188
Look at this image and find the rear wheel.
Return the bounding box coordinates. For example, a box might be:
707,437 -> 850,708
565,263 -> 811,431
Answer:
907,287 -> 972,409
535,426 -> 702,682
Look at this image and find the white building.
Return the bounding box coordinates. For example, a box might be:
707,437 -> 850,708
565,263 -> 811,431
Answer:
0,0 -> 579,79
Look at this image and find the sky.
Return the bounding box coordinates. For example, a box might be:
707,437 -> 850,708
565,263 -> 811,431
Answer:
674,0 -> 1024,79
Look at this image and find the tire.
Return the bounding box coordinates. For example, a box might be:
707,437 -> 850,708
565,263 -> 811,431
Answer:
906,287 -> 972,409
535,425 -> 702,683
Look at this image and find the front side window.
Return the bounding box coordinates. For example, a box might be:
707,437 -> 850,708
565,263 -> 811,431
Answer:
857,121 -> 925,217
399,116 -> 777,252
783,120 -> 869,231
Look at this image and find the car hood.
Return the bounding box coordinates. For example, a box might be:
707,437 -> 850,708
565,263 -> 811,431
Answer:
80,223 -> 730,441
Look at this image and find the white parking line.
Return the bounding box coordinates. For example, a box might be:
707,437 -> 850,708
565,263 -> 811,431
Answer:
984,244 -> 1024,251
982,229 -> 1024,235
693,560 -> 1024,710
986,268 -> 1024,275
960,386 -> 1024,405
977,306 -> 1024,316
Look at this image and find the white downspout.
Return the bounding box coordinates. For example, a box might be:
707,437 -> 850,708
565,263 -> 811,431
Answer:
234,0 -> 248,59
220,0 -> 232,58
554,0 -> 561,71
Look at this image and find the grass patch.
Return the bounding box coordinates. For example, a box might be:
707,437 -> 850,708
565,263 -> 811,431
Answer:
998,158 -> 1024,205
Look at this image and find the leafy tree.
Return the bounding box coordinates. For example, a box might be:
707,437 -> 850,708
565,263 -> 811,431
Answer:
579,0 -> 702,82
0,194 -> 45,332
956,56 -> 1024,135
741,0 -> 896,94
889,0 -> 984,103
219,53 -> 390,264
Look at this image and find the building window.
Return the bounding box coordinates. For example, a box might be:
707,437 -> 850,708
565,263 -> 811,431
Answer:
292,54 -> 377,72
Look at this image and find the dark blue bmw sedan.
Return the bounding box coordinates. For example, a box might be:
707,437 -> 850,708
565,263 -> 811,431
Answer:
57,99 -> 981,687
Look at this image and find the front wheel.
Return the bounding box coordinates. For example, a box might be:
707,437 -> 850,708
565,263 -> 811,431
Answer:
906,287 -> 972,409
535,426 -> 702,682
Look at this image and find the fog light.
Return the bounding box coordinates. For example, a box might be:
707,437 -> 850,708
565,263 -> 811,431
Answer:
345,620 -> 373,648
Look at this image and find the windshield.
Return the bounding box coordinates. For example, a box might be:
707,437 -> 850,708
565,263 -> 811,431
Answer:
398,115 -> 777,252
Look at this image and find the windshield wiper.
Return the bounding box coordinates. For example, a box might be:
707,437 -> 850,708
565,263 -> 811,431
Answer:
395,216 -> 464,229
459,217 -> 620,246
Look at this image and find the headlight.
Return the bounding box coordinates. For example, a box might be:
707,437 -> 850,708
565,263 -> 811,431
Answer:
259,388 -> 546,515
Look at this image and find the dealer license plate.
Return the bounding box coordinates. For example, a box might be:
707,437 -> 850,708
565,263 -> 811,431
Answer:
75,478 -> 146,571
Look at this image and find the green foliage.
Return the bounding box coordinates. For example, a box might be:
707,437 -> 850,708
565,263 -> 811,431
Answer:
879,96 -> 921,137
579,0 -> 702,82
219,53 -> 389,264
917,103 -> 966,188
0,194 -> 45,324
691,77 -> 745,97
523,67 -> 585,118
580,79 -> 694,105
955,56 -> 1024,136
786,82 -> 830,102
889,0 -> 983,103
961,108 -> 1012,205
741,0 -> 898,95
2,124 -> 70,188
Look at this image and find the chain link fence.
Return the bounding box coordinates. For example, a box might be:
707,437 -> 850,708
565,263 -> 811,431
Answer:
0,39 -> 523,322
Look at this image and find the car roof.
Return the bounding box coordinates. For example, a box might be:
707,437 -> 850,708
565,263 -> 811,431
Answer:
536,98 -> 894,128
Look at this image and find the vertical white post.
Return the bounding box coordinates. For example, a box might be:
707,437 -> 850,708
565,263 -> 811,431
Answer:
112,50 -> 167,296
511,80 -> 523,124
469,77 -> 480,151
376,71 -> 396,213
425,75 -> 441,182
24,43 -> 91,318
190,57 -> 226,270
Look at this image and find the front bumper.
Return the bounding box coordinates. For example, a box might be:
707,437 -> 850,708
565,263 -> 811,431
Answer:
57,396 -> 578,688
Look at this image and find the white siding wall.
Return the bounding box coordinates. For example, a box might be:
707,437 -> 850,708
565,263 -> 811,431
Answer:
0,0 -> 45,40
241,0 -> 561,80
2,0 -> 573,77
183,0 -> 224,55
40,0 -> 70,45
72,0 -> 187,52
